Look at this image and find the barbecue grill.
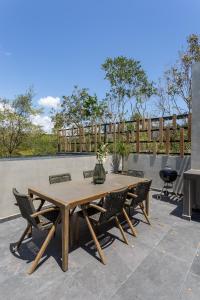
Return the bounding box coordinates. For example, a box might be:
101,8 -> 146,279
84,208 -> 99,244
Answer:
158,166 -> 178,197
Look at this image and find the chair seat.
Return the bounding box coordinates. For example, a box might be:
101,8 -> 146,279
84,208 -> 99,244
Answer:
39,209 -> 60,230
78,206 -> 101,223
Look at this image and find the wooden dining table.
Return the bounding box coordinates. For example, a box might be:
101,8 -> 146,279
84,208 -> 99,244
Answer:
28,174 -> 149,272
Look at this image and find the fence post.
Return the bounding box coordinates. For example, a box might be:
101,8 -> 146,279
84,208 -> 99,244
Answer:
118,122 -> 121,141
94,124 -> 97,153
180,128 -> 184,157
88,134 -> 91,152
136,119 -> 140,153
172,114 -> 177,131
104,124 -> 107,144
74,137 -> 77,152
147,119 -> 151,142
57,130 -> 61,152
159,117 -> 163,143
64,129 -> 68,152
79,127 -> 82,152
113,123 -> 116,152
165,127 -> 170,155
82,126 -> 86,152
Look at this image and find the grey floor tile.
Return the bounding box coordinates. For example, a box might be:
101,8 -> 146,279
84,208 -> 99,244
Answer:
190,247 -> 200,277
157,222 -> 200,263
180,272 -> 200,300
75,250 -> 132,300
111,249 -> 189,300
1,197 -> 200,300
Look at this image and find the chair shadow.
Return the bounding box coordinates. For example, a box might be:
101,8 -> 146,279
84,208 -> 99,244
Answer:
9,217 -> 134,270
152,191 -> 183,205
9,227 -> 63,271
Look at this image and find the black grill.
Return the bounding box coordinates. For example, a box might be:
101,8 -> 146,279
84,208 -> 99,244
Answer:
159,166 -> 178,197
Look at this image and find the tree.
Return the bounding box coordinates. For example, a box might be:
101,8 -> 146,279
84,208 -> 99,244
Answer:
0,90 -> 40,156
164,34 -> 200,113
54,86 -> 108,129
102,56 -> 156,121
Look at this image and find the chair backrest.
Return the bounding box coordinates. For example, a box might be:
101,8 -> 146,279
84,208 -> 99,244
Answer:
131,180 -> 152,206
127,169 -> 144,178
83,170 -> 94,179
12,188 -> 38,228
49,173 -> 71,184
99,187 -> 128,223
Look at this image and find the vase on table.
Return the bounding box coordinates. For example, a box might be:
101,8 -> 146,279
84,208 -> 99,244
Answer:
93,163 -> 106,184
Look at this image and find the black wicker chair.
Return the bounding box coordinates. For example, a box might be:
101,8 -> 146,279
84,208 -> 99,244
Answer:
76,187 -> 136,265
49,173 -> 71,184
12,188 -> 60,274
125,180 -> 152,225
127,169 -> 144,178
49,172 -> 76,245
83,170 -> 94,179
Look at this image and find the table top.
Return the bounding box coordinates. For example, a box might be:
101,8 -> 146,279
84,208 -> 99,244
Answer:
28,174 -> 147,208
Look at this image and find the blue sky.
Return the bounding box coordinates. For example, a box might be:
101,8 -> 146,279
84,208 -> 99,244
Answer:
0,0 -> 199,130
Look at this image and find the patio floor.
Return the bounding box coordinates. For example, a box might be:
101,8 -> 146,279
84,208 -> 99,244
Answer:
0,192 -> 200,300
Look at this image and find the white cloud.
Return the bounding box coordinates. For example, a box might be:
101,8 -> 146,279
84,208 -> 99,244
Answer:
0,102 -> 14,112
31,114 -> 53,133
38,96 -> 60,108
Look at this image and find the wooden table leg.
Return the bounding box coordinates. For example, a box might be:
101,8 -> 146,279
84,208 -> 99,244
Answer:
145,191 -> 150,216
61,206 -> 69,272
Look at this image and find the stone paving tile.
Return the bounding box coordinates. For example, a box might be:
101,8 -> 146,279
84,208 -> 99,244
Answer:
180,272 -> 200,300
75,249 -> 132,300
111,249 -> 189,300
190,247 -> 200,277
157,222 -> 200,264
0,197 -> 200,300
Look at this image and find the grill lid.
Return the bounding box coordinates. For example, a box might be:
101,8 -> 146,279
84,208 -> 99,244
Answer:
159,165 -> 178,183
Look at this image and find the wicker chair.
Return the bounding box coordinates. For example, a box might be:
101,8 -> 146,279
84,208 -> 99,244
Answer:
127,169 -> 144,178
12,188 -> 60,274
49,172 -> 76,245
76,188 -> 137,265
125,180 -> 152,225
83,170 -> 94,179
49,173 -> 71,184
83,170 -> 108,179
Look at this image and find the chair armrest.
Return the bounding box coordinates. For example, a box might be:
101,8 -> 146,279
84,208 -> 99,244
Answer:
88,203 -> 107,213
127,192 -> 138,198
31,207 -> 59,218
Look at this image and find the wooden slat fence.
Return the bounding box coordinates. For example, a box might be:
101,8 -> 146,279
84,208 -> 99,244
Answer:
57,113 -> 191,157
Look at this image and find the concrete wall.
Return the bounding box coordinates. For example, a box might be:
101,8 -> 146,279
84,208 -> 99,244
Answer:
123,153 -> 191,193
0,154 -> 112,220
0,153 -> 191,220
191,62 -> 200,169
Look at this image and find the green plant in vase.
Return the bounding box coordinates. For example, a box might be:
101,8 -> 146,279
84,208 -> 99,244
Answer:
115,140 -> 131,173
93,143 -> 109,184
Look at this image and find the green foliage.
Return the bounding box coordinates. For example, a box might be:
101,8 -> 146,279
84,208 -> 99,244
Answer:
54,86 -> 108,129
164,34 -> 200,113
96,143 -> 109,163
0,90 -> 41,156
102,56 -> 156,121
115,140 -> 131,157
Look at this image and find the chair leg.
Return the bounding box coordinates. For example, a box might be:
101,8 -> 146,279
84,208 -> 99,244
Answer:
139,203 -> 151,225
82,209 -> 106,265
16,224 -> 32,250
28,225 -> 56,275
122,208 -> 137,237
115,216 -> 129,245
